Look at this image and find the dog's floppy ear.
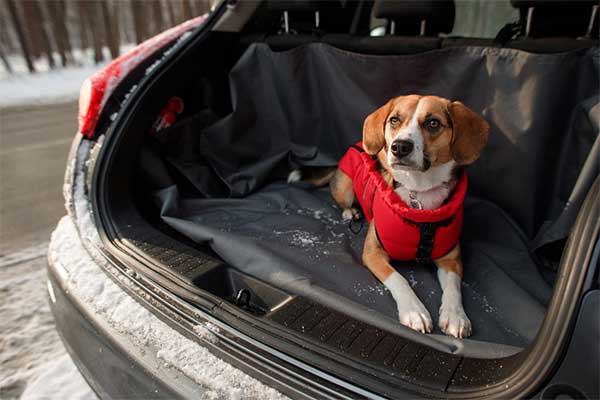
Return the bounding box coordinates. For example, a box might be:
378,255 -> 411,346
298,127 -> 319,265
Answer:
448,101 -> 490,165
363,99 -> 394,155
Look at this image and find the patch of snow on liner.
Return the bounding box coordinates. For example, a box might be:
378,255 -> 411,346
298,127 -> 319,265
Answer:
295,207 -> 344,226
353,282 -> 387,298
407,270 -> 418,288
274,229 -> 319,247
49,217 -> 288,400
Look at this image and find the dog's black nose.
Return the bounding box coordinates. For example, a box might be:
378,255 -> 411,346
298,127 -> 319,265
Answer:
391,140 -> 414,157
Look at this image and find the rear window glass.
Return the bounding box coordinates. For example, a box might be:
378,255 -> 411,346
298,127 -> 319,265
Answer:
369,0 -> 518,38
450,0 -> 518,38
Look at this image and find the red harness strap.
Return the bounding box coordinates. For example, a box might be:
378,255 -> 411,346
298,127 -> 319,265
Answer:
338,142 -> 466,263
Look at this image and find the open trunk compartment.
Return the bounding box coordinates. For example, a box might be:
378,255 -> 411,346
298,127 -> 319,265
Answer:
97,29 -> 599,395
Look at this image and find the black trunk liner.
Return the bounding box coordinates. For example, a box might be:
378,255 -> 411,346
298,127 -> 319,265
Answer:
154,180 -> 547,351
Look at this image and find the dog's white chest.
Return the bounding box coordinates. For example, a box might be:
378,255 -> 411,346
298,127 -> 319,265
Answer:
392,161 -> 456,210
395,185 -> 452,210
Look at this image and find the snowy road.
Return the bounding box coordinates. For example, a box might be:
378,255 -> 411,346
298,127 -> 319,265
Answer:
0,101 -> 77,255
0,254 -> 96,399
0,102 -> 96,399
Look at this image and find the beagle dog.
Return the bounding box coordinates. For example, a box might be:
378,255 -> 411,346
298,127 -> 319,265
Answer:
329,95 -> 489,338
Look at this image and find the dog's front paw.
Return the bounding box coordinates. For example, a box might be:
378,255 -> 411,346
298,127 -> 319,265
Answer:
342,207 -> 361,221
397,302 -> 433,334
385,272 -> 433,334
439,307 -> 472,338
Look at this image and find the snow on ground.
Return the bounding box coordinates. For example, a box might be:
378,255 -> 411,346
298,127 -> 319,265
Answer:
0,63 -> 103,108
0,253 -> 96,400
0,46 -> 133,108
20,354 -> 94,400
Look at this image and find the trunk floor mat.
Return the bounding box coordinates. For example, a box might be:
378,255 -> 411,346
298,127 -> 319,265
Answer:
155,181 -> 551,349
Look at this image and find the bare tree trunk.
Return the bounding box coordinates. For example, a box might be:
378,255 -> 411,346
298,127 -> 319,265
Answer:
31,0 -> 55,69
194,0 -> 209,15
0,45 -> 12,73
165,0 -> 177,26
101,0 -> 119,59
130,0 -> 147,43
6,0 -> 35,72
172,1 -> 182,23
57,0 -> 73,61
119,0 -> 134,44
182,0 -> 193,20
46,1 -> 66,66
35,0 -> 55,69
151,0 -> 164,35
46,0 -> 73,66
84,1 -> 105,64
111,1 -> 121,53
21,1 -> 41,58
0,1 -> 17,54
77,0 -> 90,50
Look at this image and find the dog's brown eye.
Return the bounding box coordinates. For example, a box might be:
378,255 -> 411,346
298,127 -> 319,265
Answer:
389,116 -> 400,124
425,119 -> 441,132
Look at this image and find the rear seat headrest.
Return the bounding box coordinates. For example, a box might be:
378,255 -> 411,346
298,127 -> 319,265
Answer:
510,0 -> 597,8
267,0 -> 318,12
510,0 -> 599,37
373,0 -> 455,35
266,0 -> 320,34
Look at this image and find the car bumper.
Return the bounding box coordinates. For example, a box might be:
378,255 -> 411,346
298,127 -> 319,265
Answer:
47,216 -> 289,400
47,245 -> 192,400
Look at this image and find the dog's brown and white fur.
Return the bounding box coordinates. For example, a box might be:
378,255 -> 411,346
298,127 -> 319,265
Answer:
302,95 -> 489,338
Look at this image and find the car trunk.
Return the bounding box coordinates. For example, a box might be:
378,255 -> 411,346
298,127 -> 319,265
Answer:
96,27 -> 599,395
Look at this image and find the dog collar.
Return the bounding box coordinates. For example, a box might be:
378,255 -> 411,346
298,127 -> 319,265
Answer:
396,182 -> 452,210
408,191 -> 423,210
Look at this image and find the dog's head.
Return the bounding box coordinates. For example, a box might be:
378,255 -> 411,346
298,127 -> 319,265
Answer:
362,95 -> 489,173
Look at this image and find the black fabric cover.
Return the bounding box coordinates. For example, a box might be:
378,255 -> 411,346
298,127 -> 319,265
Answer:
266,0 -> 317,11
373,0 -> 455,19
323,34 -> 441,54
511,0 -> 597,38
506,38 -> 599,53
150,43 -> 599,355
442,37 -> 600,54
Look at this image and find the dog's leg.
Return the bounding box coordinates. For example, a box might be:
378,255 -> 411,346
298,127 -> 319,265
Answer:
363,222 -> 432,333
330,169 -> 360,221
434,244 -> 472,338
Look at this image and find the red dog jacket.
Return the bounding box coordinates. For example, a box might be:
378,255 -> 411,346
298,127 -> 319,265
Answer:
338,142 -> 466,262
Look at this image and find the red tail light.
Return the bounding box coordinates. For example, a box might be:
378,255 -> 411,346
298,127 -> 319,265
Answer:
78,15 -> 207,138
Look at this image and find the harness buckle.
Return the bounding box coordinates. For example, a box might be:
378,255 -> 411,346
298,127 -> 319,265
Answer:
415,256 -> 432,265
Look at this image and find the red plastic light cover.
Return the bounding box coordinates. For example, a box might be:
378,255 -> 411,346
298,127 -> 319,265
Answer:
78,15 -> 207,138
